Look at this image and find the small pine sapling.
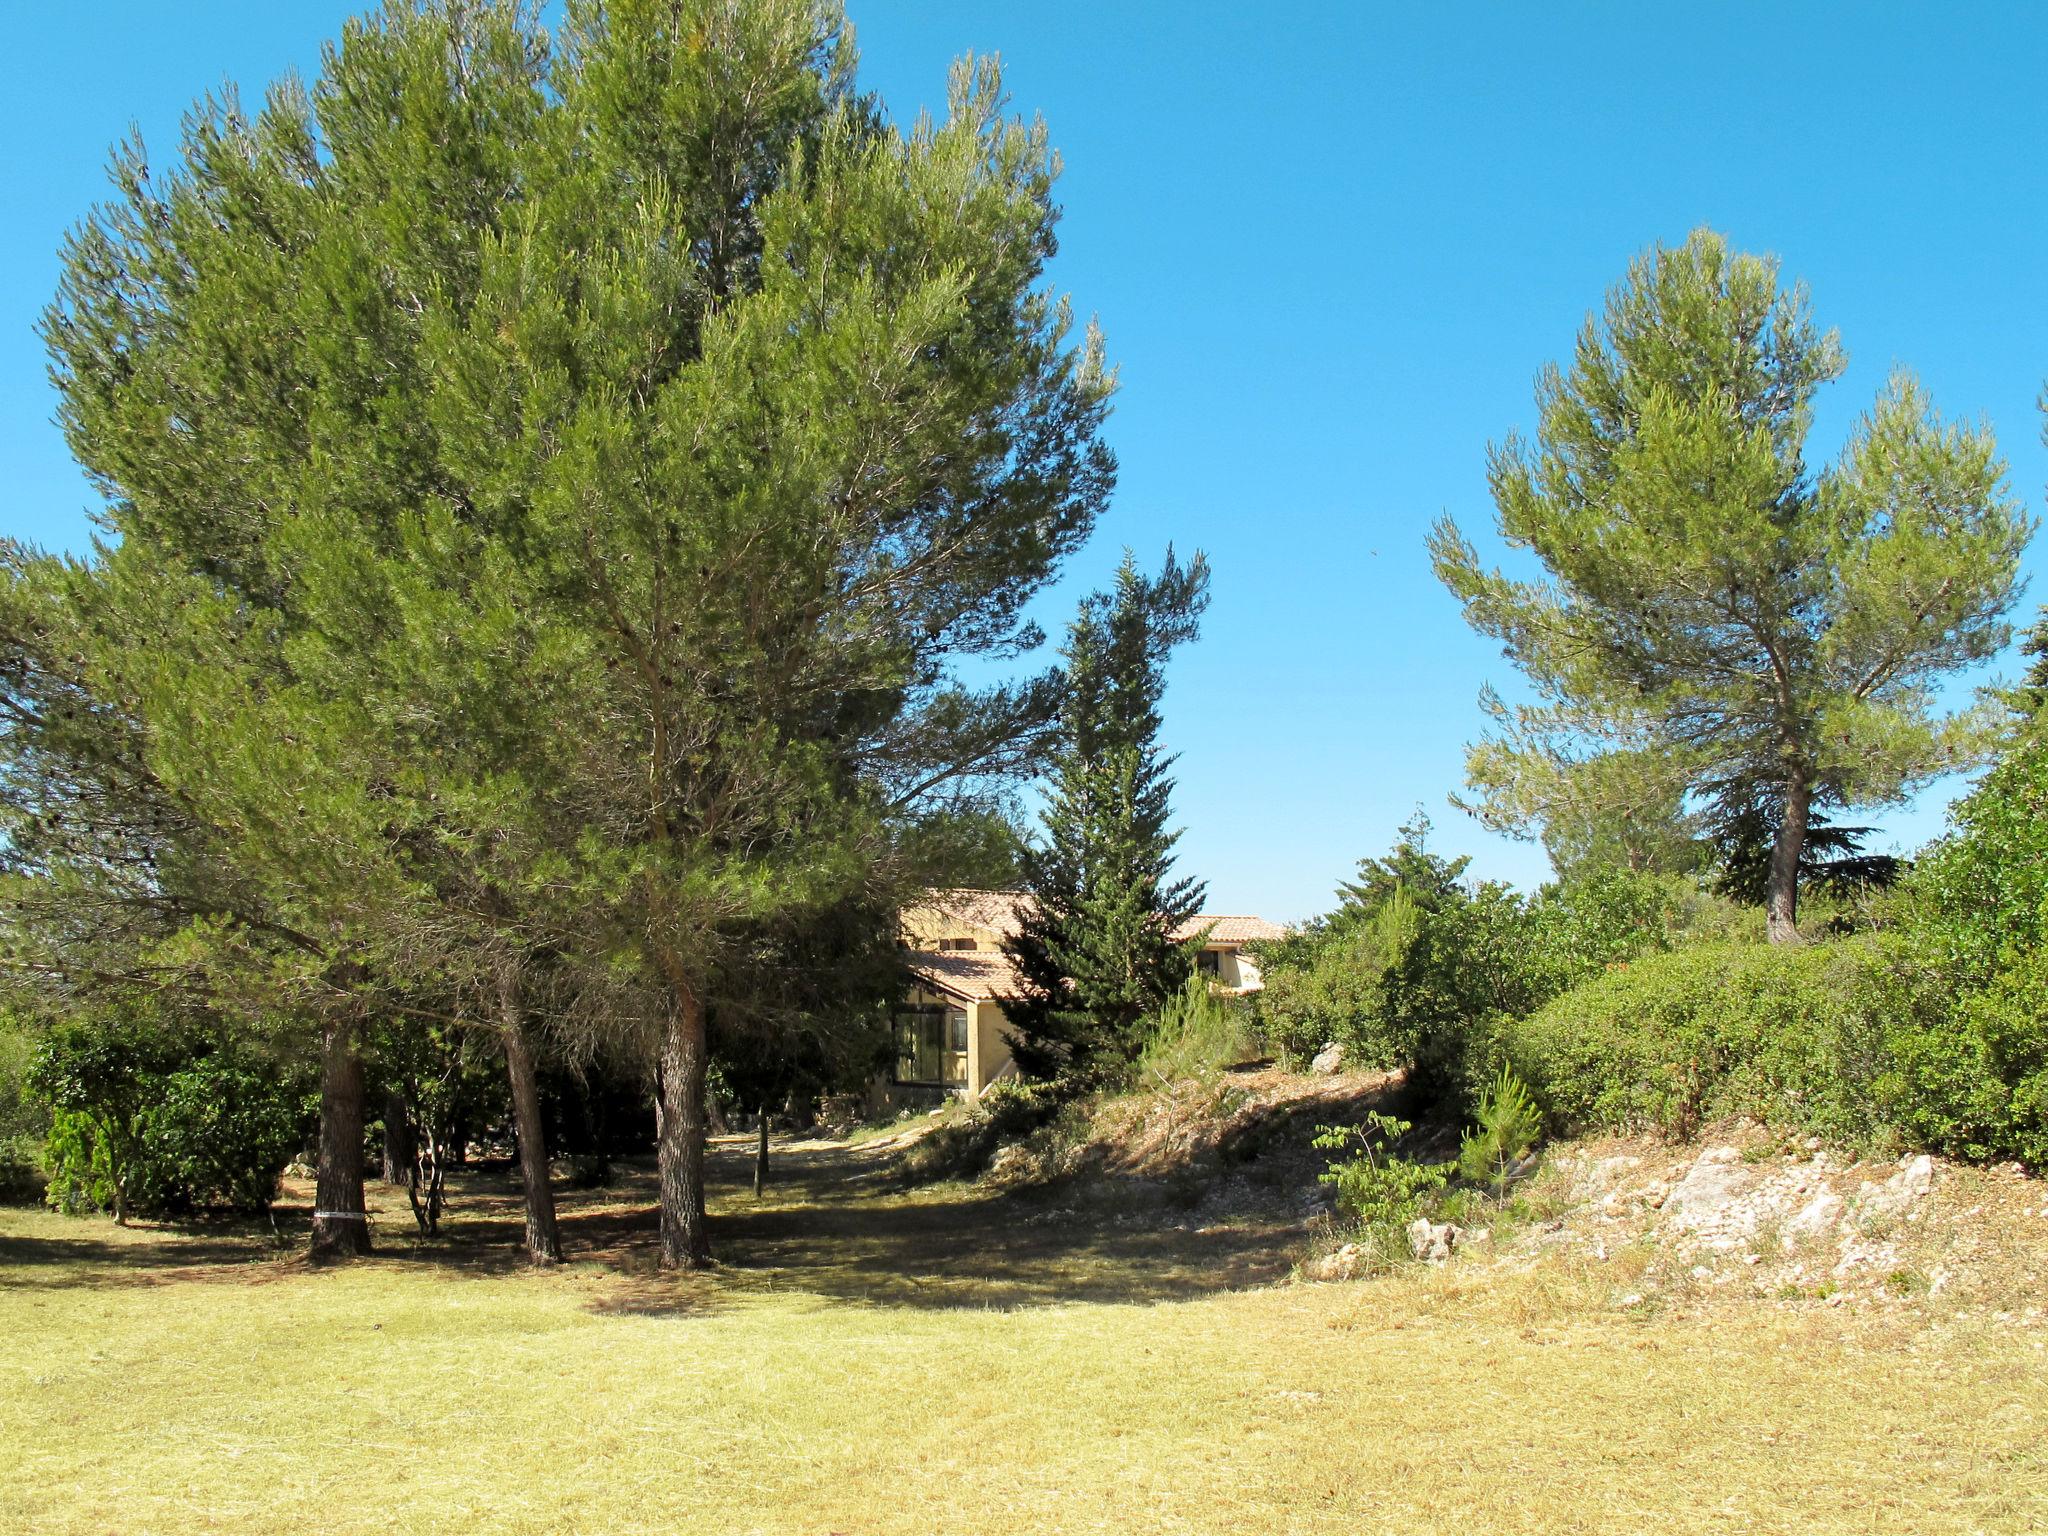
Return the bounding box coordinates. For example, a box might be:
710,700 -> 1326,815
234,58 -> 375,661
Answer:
1458,1063 -> 1543,1195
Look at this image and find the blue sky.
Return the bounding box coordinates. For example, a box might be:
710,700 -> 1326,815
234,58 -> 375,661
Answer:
5,3 -> 2045,921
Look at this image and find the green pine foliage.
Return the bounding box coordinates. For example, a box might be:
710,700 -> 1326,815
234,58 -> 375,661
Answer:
19,0 -> 1118,1267
1457,1063 -> 1543,1194
2014,603 -> 2048,716
1136,973 -> 1260,1082
1005,550 -> 1210,1082
1433,229 -> 2033,942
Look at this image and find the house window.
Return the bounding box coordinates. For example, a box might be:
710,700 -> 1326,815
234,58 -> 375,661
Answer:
894,1004 -> 969,1086
1196,948 -> 1221,976
938,937 -> 978,952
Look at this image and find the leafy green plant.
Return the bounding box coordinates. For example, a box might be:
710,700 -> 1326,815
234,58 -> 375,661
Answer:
1315,1111 -> 1449,1246
1877,725 -> 2048,1165
1503,938 -> 1893,1145
1457,1063 -> 1542,1193
1255,811 -> 1717,1110
29,1015 -> 311,1219
0,1014 -> 47,1205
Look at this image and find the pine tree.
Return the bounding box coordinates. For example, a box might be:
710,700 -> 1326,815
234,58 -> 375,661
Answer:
1433,229 -> 2033,943
1006,550 -> 1210,1081
2016,604 -> 2048,716
34,0 -> 1115,1269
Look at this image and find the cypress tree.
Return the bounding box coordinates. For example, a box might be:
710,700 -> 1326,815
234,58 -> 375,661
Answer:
1006,550 -> 1210,1081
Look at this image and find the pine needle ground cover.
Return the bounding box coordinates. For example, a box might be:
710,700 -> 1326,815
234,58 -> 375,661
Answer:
2,1139 -> 2042,1535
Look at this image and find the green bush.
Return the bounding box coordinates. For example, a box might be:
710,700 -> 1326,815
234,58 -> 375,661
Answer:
1875,727 -> 2048,1166
0,1014 -> 48,1204
31,1015 -> 312,1217
1314,1111 -> 1449,1248
1256,839 -> 1710,1108
1505,939 -> 1893,1145
0,1134 -> 43,1205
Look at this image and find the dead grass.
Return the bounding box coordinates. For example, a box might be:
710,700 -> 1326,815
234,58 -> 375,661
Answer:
1,1130 -> 2043,1535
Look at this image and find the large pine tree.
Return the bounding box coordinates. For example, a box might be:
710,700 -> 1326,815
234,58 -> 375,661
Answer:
1005,550 -> 1209,1081
31,0 -> 1115,1269
1432,229 -> 2032,943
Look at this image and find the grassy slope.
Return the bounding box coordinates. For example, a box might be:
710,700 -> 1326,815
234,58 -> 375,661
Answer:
1,1135 -> 2043,1535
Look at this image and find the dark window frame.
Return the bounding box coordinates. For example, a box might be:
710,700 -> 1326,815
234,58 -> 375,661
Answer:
893,1002 -> 969,1087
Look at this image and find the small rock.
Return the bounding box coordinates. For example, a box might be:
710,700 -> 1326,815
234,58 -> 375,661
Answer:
1665,1147 -> 1757,1232
1854,1154 -> 1936,1225
1407,1218 -> 1462,1263
1892,1154 -> 1935,1201
1572,1155 -> 1638,1204
1781,1189 -> 1845,1251
1306,1243 -> 1364,1282
1309,1042 -> 1345,1076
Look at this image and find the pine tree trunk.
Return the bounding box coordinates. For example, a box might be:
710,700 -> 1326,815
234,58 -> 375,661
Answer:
497,960 -> 561,1265
1766,773 -> 1811,946
655,981 -> 711,1269
310,1013 -> 373,1261
381,1086 -> 413,1186
754,1105 -> 770,1198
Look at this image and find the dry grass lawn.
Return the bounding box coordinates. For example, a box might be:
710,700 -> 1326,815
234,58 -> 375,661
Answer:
1,1131 -> 2043,1535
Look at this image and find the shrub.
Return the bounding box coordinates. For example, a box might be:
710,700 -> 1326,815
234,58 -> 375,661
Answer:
1876,726 -> 2048,1165
0,1134 -> 42,1206
1315,1111 -> 1449,1247
30,1015 -> 312,1217
1257,848 -> 1708,1109
1505,939 -> 1893,1145
0,1013 -> 48,1205
1137,975 -> 1259,1082
1254,886 -> 1422,1068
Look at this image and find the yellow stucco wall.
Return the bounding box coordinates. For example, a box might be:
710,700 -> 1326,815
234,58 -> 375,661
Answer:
970,1000 -> 1017,1092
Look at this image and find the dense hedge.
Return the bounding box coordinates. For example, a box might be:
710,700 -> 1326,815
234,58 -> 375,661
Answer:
0,1016 -> 46,1204
1503,939 -> 1892,1146
29,1017 -> 313,1217
1255,859 -> 1743,1109
1506,727 -> 2048,1167
1877,724 -> 2048,1164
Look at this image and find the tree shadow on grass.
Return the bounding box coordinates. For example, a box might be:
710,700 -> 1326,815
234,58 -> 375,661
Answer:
0,1225 -> 277,1285
0,1106 -> 1349,1313
666,1135 -> 1319,1312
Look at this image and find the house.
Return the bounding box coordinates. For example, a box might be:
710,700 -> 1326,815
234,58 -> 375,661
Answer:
1173,912 -> 1288,993
887,889 -> 1286,1100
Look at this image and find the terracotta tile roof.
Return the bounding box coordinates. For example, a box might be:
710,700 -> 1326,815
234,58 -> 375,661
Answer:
904,890 -> 1283,951
904,888 -> 1036,940
905,949 -> 1026,1002
1173,914 -> 1288,944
